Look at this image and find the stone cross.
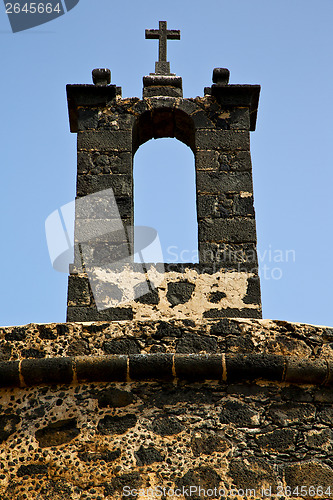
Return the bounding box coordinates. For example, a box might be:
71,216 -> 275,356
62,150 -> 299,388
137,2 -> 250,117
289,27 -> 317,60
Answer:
145,21 -> 180,75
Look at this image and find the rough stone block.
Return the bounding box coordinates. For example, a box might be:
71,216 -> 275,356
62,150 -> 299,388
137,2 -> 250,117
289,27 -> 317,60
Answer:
267,402 -> 316,425
75,194 -> 132,220
0,408 -> 21,444
196,171 -> 253,194
77,130 -> 132,151
219,150 -> 252,171
219,399 -> 259,427
76,356 -> 127,382
96,388 -> 134,408
199,244 -> 259,270
74,219 -> 128,243
195,150 -> 220,170
143,86 -> 182,98
146,97 -> 178,110
285,359 -> 328,385
78,241 -> 130,266
66,306 -> 133,322
226,354 -> 285,383
76,174 -> 132,197
21,358 -> 73,386
67,84 -> 117,107
243,277 -> 261,304
283,461 -> 333,489
152,415 -> 184,436
197,195 -> 218,218
229,107 -> 251,130
199,242 -> 259,266
314,388 -> 333,403
209,318 -> 243,336
135,445 -> 164,466
78,240 -> 133,272
305,429 -> 333,450
174,354 -> 223,381
191,111 -> 215,129
77,108 -> 99,130
166,281 -> 195,306
176,99 -> 199,115
228,457 -> 276,491
35,418 -> 80,447
134,283 -> 159,305
197,194 -> 234,219
103,338 -> 140,355
196,130 -> 250,151
77,151 -> 93,174
233,194 -> 255,216
194,106 -> 250,131
0,361 -> 20,387
203,307 -> 262,319
99,307 -> 135,321
129,354 -> 173,380
176,334 -> 218,353
88,152 -> 132,175
325,360 -> 333,385
98,113 -> 135,131
110,152 -> 133,173
211,84 -> 260,131
98,414 -> 137,435
97,242 -> 132,265
198,218 -> 257,243
208,291 -> 227,303
191,433 -> 228,457
67,275 -> 91,306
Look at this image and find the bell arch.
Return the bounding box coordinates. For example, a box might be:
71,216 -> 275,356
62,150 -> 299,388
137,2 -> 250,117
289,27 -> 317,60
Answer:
132,107 -> 196,154
133,137 -> 198,263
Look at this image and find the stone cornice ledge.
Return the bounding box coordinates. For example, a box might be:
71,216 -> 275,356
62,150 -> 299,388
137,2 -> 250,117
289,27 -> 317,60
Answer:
0,354 -> 332,388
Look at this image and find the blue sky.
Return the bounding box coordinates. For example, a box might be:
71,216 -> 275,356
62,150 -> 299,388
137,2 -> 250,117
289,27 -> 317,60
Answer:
1,0 -> 333,327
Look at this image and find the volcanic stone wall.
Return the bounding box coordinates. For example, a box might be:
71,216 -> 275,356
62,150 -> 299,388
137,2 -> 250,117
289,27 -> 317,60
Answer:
66,74 -> 262,322
67,264 -> 261,323
0,318 -> 333,499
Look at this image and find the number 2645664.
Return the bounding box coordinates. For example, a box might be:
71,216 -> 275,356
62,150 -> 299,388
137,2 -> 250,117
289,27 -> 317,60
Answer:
5,3 -> 62,14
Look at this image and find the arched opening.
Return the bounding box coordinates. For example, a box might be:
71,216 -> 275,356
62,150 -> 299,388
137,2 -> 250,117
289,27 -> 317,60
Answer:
132,107 -> 196,154
133,138 -> 198,263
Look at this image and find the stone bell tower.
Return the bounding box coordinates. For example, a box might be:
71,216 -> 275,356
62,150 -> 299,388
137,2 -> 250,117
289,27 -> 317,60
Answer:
66,20 -> 261,323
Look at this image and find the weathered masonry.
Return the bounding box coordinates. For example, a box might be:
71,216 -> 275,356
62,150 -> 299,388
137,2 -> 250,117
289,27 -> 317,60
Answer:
66,22 -> 261,323
1,22 -> 333,500
1,319 -> 333,500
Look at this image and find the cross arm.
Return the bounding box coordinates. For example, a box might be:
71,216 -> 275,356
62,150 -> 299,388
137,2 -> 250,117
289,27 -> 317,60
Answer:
145,29 -> 159,39
166,30 -> 181,40
145,29 -> 181,40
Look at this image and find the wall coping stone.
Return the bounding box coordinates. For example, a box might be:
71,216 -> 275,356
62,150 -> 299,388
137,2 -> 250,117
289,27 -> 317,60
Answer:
0,354 -> 331,388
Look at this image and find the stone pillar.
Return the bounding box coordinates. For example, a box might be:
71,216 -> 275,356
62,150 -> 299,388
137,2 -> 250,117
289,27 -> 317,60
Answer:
66,71 -> 135,321
195,68 -> 261,317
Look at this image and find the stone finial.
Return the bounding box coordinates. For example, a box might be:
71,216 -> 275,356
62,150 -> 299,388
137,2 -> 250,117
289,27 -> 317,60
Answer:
92,68 -> 111,86
212,68 -> 230,86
